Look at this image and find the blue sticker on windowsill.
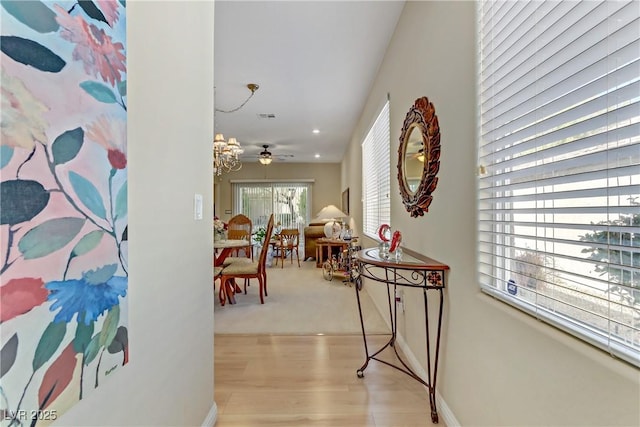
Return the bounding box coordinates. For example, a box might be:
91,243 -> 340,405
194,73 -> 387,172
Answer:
507,279 -> 517,295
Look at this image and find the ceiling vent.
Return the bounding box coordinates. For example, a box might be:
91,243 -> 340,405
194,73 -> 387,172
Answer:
257,113 -> 276,119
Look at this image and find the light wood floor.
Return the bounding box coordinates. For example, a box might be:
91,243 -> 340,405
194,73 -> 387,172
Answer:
214,334 -> 443,427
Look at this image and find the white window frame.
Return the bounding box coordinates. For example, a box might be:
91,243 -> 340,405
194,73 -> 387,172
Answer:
477,0 -> 640,367
362,100 -> 391,239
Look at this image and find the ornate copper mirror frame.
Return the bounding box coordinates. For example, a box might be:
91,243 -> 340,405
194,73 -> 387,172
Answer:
397,97 -> 441,217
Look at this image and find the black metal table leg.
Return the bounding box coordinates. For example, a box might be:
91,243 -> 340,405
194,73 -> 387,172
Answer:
353,247 -> 449,425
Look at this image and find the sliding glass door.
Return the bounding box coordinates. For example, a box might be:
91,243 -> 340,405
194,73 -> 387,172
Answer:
232,182 -> 312,239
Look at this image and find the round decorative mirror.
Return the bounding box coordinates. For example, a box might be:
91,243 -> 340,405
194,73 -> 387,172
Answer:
397,97 -> 441,217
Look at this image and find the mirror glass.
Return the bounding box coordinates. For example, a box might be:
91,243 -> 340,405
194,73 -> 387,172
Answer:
396,97 -> 441,218
402,124 -> 424,194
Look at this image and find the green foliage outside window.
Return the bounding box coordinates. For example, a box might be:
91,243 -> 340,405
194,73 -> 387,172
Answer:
579,199 -> 640,308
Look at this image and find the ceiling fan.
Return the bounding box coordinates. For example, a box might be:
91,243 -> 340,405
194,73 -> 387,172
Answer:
259,144 -> 273,165
411,148 -> 426,162
245,144 -> 295,165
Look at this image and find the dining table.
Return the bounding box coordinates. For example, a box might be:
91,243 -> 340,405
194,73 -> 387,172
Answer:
214,239 -> 253,305
214,239 -> 252,267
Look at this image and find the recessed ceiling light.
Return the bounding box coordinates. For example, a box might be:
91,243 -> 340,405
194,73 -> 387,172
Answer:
312,129 -> 320,134
314,154 -> 320,158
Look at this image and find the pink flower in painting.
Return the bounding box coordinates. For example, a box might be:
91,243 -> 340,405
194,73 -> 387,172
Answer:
0,67 -> 49,150
0,277 -> 49,323
86,115 -> 127,169
54,5 -> 126,87
96,0 -> 121,26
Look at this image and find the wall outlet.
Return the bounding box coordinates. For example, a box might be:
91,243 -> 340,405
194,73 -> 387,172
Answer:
395,289 -> 405,313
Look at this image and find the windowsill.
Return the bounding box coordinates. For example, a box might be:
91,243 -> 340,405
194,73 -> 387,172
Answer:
477,290 -> 640,380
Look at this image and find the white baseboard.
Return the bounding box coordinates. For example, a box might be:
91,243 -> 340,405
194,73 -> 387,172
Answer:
201,402 -> 218,427
394,334 -> 460,427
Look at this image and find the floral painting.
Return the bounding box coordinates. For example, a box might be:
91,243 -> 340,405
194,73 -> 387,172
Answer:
0,1 -> 127,425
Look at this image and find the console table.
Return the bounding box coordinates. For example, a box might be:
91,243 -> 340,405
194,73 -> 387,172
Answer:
354,247 -> 449,424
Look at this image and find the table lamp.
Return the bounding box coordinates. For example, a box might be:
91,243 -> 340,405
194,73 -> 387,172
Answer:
316,204 -> 348,239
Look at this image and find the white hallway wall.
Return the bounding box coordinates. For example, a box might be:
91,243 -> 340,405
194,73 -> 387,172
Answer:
58,1 -> 216,425
343,1 -> 639,426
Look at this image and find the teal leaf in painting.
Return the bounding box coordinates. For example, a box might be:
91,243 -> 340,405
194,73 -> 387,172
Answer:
84,333 -> 102,365
84,264 -> 117,285
117,80 -> 127,97
0,145 -> 14,169
1,0 -> 60,33
0,179 -> 50,225
18,217 -> 85,259
0,36 -> 65,72
73,321 -> 94,353
79,81 -> 117,104
52,128 -> 84,165
71,230 -> 104,258
1,333 -> 18,378
78,0 -> 108,25
68,171 -> 107,219
33,321 -> 67,371
99,305 -> 119,348
114,182 -> 127,220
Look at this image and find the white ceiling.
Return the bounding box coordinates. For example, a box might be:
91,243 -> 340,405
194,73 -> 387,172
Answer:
214,1 -> 405,164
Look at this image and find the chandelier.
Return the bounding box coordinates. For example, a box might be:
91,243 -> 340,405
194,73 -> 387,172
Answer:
213,83 -> 259,176
213,133 -> 243,175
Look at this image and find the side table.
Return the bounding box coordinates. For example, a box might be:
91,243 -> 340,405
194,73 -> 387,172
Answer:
315,237 -> 350,267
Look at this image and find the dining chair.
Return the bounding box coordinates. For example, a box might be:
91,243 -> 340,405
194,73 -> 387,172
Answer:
227,214 -> 252,259
214,266 -> 224,304
273,228 -> 300,268
219,214 -> 274,304
226,229 -> 252,260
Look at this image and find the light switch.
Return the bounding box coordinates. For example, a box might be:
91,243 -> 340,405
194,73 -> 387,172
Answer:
194,194 -> 203,220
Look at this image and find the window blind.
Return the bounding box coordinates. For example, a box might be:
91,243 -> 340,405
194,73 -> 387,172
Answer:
478,0 -> 640,367
362,101 -> 391,239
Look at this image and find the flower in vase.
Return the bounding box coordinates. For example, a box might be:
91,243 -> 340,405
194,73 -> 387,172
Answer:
214,217 -> 228,241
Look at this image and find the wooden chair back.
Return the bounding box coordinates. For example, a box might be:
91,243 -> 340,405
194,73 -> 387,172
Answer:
279,229 -> 299,247
228,214 -> 252,235
227,215 -> 253,258
227,229 -> 250,240
257,214 -> 275,273
275,228 -> 300,267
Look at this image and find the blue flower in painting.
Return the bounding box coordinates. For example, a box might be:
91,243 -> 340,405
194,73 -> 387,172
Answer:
46,264 -> 127,325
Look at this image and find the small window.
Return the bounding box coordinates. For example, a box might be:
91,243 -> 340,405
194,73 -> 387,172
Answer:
362,101 -> 391,239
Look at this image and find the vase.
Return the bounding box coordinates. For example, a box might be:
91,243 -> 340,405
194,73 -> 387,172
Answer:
378,241 -> 389,259
392,245 -> 403,261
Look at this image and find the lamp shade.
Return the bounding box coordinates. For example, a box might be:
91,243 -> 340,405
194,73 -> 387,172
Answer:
214,133 -> 226,148
316,205 -> 348,238
315,204 -> 347,220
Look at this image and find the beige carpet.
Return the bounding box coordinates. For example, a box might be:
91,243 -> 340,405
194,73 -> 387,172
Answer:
214,259 -> 389,335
